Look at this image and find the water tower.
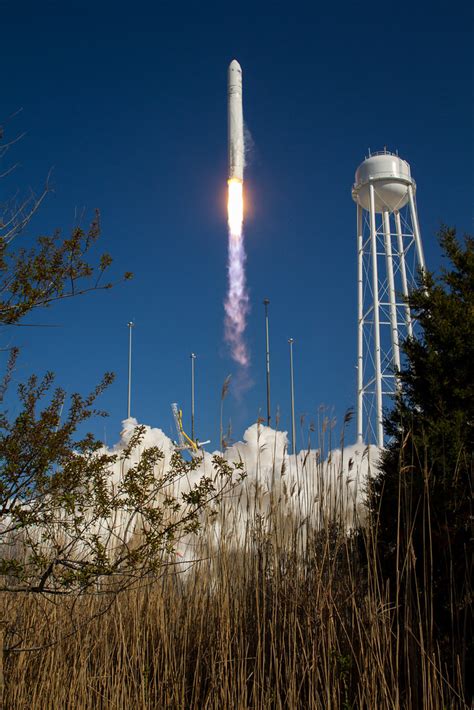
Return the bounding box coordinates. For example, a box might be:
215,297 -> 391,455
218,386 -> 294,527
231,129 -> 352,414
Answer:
352,150 -> 425,446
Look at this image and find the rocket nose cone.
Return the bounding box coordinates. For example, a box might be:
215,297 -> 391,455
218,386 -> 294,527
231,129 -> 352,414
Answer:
229,59 -> 242,72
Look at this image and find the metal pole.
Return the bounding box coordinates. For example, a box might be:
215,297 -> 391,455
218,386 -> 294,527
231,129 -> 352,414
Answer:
190,353 -> 196,442
383,210 -> 401,373
357,204 -> 364,444
127,321 -> 134,419
263,299 -> 271,426
394,210 -> 413,338
288,338 -> 296,455
369,184 -> 384,447
408,184 -> 425,273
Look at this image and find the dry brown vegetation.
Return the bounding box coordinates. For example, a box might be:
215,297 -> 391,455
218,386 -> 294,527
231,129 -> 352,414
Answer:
1,481 -> 468,710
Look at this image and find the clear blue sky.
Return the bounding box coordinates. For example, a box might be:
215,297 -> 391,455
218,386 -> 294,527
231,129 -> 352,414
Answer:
2,0 -> 472,449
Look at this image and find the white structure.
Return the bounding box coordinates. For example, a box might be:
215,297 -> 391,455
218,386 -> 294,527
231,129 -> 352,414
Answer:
352,150 -> 425,446
228,59 -> 244,182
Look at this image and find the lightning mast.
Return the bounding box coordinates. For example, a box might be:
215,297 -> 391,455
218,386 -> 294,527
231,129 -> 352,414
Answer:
264,298 -> 271,426
288,338 -> 296,455
127,321 -> 134,419
190,353 -> 196,442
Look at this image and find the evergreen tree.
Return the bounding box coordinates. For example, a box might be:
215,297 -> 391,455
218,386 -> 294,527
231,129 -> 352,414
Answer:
369,227 -> 473,699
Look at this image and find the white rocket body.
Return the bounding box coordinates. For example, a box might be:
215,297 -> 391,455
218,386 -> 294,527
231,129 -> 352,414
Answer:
228,59 -> 244,182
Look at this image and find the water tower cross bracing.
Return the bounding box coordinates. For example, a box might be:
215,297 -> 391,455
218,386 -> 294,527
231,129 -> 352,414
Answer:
352,150 -> 426,446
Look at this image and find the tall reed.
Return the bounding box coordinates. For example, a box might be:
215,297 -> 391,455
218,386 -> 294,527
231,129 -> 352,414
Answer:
1,433 -> 469,709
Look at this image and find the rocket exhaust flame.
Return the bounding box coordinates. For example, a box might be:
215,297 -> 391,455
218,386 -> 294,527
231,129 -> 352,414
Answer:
225,178 -> 249,367
225,59 -> 250,369
227,178 -> 243,235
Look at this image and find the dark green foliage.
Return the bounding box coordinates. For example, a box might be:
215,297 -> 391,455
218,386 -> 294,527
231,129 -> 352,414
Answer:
369,226 -> 473,699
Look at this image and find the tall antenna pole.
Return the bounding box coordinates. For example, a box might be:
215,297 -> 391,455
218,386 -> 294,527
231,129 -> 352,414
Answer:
190,352 -> 196,441
127,321 -> 134,419
288,338 -> 296,455
263,298 -> 271,426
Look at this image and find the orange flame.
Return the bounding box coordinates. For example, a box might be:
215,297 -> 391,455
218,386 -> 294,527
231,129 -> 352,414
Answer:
227,178 -> 243,235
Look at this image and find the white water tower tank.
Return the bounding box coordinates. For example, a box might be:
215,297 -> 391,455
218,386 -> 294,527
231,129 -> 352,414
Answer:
352,151 -> 414,213
353,149 -> 426,447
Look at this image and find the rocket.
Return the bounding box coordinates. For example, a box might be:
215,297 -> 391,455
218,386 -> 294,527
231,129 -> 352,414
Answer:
225,59 -> 249,368
228,59 -> 244,182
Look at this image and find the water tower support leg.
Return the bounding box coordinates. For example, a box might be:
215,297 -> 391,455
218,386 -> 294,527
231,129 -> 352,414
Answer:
383,211 -> 401,375
357,204 -> 364,445
394,211 -> 413,338
408,185 -> 425,273
369,184 -> 384,447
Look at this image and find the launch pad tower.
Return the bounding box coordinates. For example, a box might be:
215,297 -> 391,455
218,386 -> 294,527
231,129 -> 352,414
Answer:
352,150 -> 425,446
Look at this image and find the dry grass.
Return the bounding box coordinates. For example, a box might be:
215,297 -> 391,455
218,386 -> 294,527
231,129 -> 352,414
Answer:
1,446 -> 469,709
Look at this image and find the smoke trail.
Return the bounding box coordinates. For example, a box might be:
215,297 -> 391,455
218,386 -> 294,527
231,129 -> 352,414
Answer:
224,179 -> 250,367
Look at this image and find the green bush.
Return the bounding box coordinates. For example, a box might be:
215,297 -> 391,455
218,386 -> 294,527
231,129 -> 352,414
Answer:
369,226 -> 473,701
